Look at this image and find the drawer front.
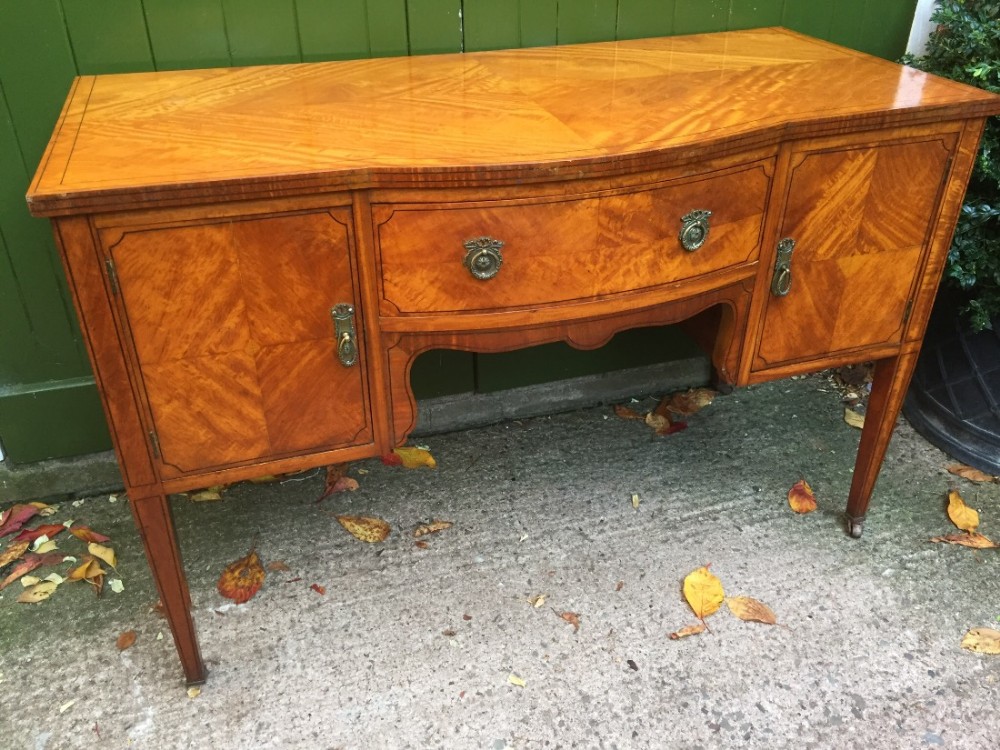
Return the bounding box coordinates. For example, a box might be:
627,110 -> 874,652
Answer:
375,162 -> 771,315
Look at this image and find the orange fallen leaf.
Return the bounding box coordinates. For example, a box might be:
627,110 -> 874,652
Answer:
414,540 -> 430,549
947,489 -> 979,533
116,630 -> 137,651
961,628 -> 1000,654
947,463 -> 996,483
413,520 -> 453,538
669,623 -> 707,640
393,447 -> 437,469
559,611 -> 581,632
335,514 -> 391,543
310,583 -> 326,595
13,524 -> 66,543
613,404 -> 645,420
683,566 -> 725,620
726,596 -> 778,625
68,525 -> 111,544
217,548 -> 266,604
644,411 -> 688,436
266,560 -> 291,572
0,539 -> 29,568
788,480 -> 818,514
929,532 -> 998,549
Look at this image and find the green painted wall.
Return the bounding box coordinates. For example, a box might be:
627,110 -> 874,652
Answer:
0,0 -> 918,463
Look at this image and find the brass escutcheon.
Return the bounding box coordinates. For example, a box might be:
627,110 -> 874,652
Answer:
331,303 -> 358,367
463,237 -> 504,280
679,209 -> 712,251
770,238 -> 796,297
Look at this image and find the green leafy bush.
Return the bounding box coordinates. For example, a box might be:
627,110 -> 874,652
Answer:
903,0 -> 1000,329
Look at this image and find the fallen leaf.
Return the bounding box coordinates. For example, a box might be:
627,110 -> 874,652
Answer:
946,464 -> 996,483
726,596 -> 778,625
413,520 -> 453,538
248,474 -> 282,484
28,502 -> 58,517
217,549 -> 266,604
88,542 -> 117,570
20,575 -> 41,587
947,489 -> 979,533
613,404 -> 645,420
0,540 -> 29,568
683,566 -> 725,620
788,480 -> 818,514
529,594 -> 547,608
961,628 -> 1000,654
0,504 -> 40,537
631,493 -> 640,510
109,579 -> 125,593
116,630 -> 137,651
187,687 -> 201,699
68,525 -> 111,544
380,453 -> 403,466
843,408 -> 865,429
335,514 -> 390,543
16,580 -> 58,603
32,538 -> 58,554
0,553 -> 46,590
44,573 -> 65,585
669,623 -> 707,640
310,583 -> 326,595
929,532 -> 998,549
559,611 -> 581,632
189,488 -> 223,502
615,580 -> 625,592
317,464 -> 359,501
414,540 -> 430,549
13,524 -> 65,543
58,699 -> 77,714
644,412 -> 670,432
507,673 -> 526,688
393,447 -> 437,469
627,659 -> 639,671
658,387 -> 718,417
68,557 -> 105,582
463,614 -> 472,621
266,560 -> 291,572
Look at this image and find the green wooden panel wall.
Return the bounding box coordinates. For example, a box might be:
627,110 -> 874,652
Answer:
0,0 -> 919,463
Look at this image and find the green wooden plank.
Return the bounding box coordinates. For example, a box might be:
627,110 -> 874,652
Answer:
410,350 -> 476,399
142,0 -> 231,70
519,0 -> 557,47
728,0 -> 786,31
61,0 -> 155,74
406,0 -> 463,54
366,0 -> 409,56
464,0 -> 521,51
617,0 -> 675,40
781,0 -> 833,40
557,0 -> 618,44
222,0 -> 301,65
297,0 -> 371,61
673,0 -> 730,35
860,0 -> 917,60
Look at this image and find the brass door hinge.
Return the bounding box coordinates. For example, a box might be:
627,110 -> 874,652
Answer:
149,429 -> 161,459
105,258 -> 119,295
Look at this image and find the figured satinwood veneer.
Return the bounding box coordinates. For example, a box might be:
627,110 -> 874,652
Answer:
26,28 -> 1000,685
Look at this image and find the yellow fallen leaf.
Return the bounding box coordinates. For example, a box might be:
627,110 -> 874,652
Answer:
248,474 -> 281,484
413,520 -> 452,538
507,673 -> 526,688
68,557 -> 105,582
631,493 -> 640,510
16,580 -> 58,603
28,502 -> 58,517
960,628 -> 1000,654
669,623 -> 707,640
335,514 -> 391,543
788,479 -> 818,514
116,630 -> 137,651
217,548 -> 265,604
88,542 -> 117,569
20,575 -> 41,587
947,489 -> 979,533
187,687 -> 202,699
32,539 -> 58,554
529,594 -> 547,608
393,447 -> 437,469
190,489 -> 223,502
683,566 -> 725,620
843,408 -> 865,429
929,532 -> 998,549
726,596 -> 778,625
946,463 -> 996,483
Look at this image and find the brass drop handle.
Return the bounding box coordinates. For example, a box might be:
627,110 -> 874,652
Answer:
463,237 -> 504,280
770,238 -> 796,297
679,210 -> 712,251
331,303 -> 358,367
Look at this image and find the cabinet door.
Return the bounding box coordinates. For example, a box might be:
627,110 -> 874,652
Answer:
104,209 -> 372,478
753,133 -> 956,371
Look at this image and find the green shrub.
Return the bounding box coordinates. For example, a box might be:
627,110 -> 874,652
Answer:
903,0 -> 1000,330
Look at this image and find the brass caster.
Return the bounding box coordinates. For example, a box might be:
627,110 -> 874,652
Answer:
846,516 -> 865,539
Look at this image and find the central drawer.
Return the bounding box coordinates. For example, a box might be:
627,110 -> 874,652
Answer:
374,160 -> 772,316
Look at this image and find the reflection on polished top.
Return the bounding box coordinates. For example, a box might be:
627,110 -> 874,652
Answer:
27,27 -> 1000,214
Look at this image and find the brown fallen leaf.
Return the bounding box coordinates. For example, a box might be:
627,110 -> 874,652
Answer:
335,514 -> 390,543
669,623 -> 707,640
947,489 -> 979,533
0,539 -> 29,568
414,540 -> 430,549
217,548 -> 266,604
843,408 -> 865,429
0,504 -> 40,538
68,525 -> 111,544
657,387 -> 718,417
683,565 -> 725,620
413,520 -> 453,538
726,596 -> 778,625
788,479 -> 818,514
116,630 -> 137,651
929,532 -> 999,549
559,611 -> 581,632
394,447 -> 437,469
613,404 -> 645,420
644,411 -> 688,436
317,464 -> 359,501
266,560 -> 292,572
310,583 -> 326,595
16,580 -> 58,604
947,463 -> 997,484
961,627 -> 1000,654
615,580 -> 625,592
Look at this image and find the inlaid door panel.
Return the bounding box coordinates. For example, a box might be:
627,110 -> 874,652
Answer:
105,209 -> 371,477
753,134 -> 956,370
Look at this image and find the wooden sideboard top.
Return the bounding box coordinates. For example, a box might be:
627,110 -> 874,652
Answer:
27,27 -> 1000,216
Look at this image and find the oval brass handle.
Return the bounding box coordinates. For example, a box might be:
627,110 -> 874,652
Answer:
463,237 -> 504,280
770,238 -> 796,297
331,303 -> 358,367
338,331 -> 357,367
679,210 -> 712,252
